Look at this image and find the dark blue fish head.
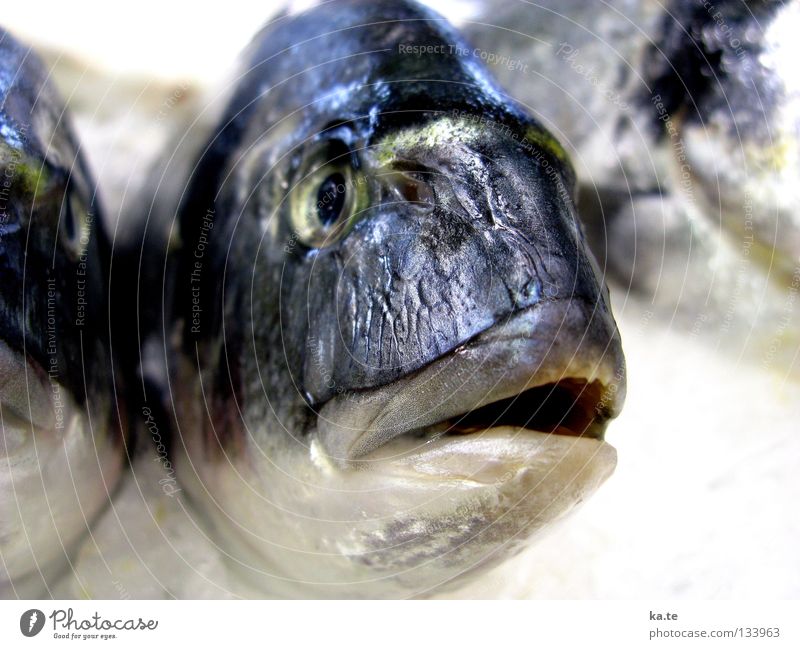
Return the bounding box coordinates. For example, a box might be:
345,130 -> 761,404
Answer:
164,0 -> 626,596
0,28 -> 112,405
176,0 -> 624,442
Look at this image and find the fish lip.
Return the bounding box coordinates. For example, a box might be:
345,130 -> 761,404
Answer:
316,297 -> 626,465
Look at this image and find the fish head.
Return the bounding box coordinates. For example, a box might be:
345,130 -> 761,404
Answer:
0,29 -> 122,587
0,28 -> 110,393
173,0 -> 625,597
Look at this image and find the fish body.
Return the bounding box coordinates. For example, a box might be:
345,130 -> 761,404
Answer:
0,28 -> 124,595
142,0 -> 626,597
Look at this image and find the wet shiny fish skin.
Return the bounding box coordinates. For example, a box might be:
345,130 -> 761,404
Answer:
140,0 -> 626,597
0,27 -> 125,597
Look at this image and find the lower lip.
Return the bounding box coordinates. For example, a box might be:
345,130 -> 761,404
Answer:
354,426 -> 616,486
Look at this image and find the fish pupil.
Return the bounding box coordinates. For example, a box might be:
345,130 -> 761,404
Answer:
316,172 -> 347,226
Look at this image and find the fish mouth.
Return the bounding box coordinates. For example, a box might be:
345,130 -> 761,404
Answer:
401,377 -> 608,444
316,297 -> 625,467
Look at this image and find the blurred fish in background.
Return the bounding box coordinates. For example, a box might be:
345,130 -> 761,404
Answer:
0,28 -> 127,598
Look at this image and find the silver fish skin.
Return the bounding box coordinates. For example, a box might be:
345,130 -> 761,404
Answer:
146,0 -> 626,598
0,28 -> 125,597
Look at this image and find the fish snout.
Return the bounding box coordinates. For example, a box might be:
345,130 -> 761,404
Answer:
316,295 -> 625,464
301,160 -> 607,408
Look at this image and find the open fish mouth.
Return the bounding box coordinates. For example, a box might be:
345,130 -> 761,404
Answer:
294,297 -> 625,589
393,377 -> 607,442
316,297 -> 625,468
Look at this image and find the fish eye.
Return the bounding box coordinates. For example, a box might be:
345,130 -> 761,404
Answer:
289,140 -> 365,248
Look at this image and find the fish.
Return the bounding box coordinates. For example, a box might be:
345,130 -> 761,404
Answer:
461,0 -> 800,368
146,0 -> 626,598
0,28 -> 125,596
642,0 -> 800,283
